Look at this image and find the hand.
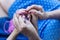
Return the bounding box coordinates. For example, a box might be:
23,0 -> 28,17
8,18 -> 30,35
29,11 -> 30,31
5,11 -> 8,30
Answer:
27,5 -> 48,19
13,9 -> 28,32
14,9 -> 38,31
13,9 -> 37,32
26,5 -> 45,30
7,9 -> 29,40
13,9 -> 40,39
16,9 -> 31,20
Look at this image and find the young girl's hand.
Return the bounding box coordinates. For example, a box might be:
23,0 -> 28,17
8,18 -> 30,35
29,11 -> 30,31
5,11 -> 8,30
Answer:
13,9 -> 28,32
13,9 -> 36,32
13,9 -> 40,40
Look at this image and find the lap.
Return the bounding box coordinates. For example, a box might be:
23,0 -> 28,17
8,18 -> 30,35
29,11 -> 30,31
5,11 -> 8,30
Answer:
43,19 -> 60,40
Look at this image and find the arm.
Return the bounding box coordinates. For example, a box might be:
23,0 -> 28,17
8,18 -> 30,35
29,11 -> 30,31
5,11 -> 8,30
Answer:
30,9 -> 60,19
7,28 -> 20,40
0,5 -> 8,17
7,26 -> 40,40
20,19 -> 41,40
46,9 -> 60,19
0,0 -> 15,12
0,1 -> 8,17
0,0 -> 15,17
26,5 -> 60,19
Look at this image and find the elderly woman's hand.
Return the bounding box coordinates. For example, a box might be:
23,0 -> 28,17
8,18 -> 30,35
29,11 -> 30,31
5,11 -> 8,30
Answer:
27,5 -> 48,19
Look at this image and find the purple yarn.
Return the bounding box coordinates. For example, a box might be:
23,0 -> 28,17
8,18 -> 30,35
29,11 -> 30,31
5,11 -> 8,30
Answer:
4,20 -> 15,34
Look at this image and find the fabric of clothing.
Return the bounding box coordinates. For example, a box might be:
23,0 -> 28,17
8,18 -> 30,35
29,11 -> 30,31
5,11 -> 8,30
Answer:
0,17 -> 10,40
0,0 -> 60,40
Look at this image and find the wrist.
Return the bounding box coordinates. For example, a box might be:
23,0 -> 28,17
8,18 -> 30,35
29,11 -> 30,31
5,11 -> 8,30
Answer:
29,37 -> 40,40
40,12 -> 49,19
27,33 -> 40,40
37,11 -> 48,19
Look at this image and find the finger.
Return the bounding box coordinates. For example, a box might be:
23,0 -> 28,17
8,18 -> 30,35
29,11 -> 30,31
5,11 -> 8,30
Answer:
18,16 -> 25,25
29,9 -> 39,15
16,9 -> 28,19
25,19 -> 32,25
13,14 -> 17,26
13,14 -> 26,31
13,17 -> 16,27
13,14 -> 20,29
16,9 -> 28,15
27,5 -> 43,12
27,14 -> 31,21
29,9 -> 43,19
